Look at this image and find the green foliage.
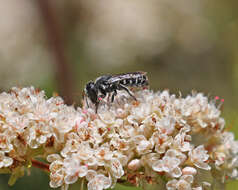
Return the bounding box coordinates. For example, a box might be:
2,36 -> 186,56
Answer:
227,180 -> 238,190
8,167 -> 25,186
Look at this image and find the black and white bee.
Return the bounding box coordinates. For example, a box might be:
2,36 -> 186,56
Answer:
84,71 -> 149,113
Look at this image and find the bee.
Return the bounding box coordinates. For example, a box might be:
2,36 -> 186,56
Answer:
84,71 -> 149,113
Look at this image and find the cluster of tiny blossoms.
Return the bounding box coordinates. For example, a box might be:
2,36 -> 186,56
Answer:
0,87 -> 238,190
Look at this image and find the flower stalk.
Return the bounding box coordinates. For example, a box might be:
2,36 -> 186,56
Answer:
31,159 -> 50,172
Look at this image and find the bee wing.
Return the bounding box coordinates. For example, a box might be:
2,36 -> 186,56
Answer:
107,75 -> 126,83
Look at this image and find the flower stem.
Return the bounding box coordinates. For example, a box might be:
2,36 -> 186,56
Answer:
36,0 -> 75,105
80,178 -> 85,190
31,159 -> 50,172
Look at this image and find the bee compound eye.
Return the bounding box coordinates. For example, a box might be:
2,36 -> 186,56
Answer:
86,82 -> 94,90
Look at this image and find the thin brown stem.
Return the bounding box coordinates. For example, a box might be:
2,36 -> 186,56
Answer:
36,0 -> 74,105
31,159 -> 50,172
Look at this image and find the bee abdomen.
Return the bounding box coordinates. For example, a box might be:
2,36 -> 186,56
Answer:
119,75 -> 148,87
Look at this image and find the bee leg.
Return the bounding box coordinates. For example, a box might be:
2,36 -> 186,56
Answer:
107,93 -> 111,102
118,84 -> 137,101
106,93 -> 112,109
85,97 -> 89,108
82,91 -> 89,108
95,102 -> 99,113
111,90 -> 117,103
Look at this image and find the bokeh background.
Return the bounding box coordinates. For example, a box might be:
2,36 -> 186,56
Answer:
0,0 -> 238,189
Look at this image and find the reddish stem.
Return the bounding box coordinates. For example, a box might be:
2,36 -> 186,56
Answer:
31,159 -> 50,172
36,0 -> 74,105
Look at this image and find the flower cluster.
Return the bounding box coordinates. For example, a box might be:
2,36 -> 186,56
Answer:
0,87 -> 238,190
0,87 -> 80,176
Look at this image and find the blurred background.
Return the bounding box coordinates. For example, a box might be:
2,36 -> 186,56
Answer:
0,0 -> 238,189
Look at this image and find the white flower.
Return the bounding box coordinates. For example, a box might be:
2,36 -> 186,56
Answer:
151,132 -> 173,154
60,132 -> 81,157
49,160 -> 65,188
0,134 -> 13,152
0,151 -> 13,168
87,172 -> 111,190
72,143 -> 95,161
189,145 -> 211,170
156,116 -> 176,135
133,135 -> 153,155
214,152 -> 226,167
182,167 -> 197,175
109,158 -> 124,179
222,132 -> 238,154
95,144 -> 114,166
64,157 -> 88,184
110,136 -> 130,151
166,175 -> 194,190
47,154 -> 62,163
172,132 -> 192,152
152,149 -> 183,178
98,111 -> 115,124
50,172 -> 64,188
128,159 -> 141,171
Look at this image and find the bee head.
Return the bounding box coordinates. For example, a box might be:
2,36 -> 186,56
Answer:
85,81 -> 98,104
